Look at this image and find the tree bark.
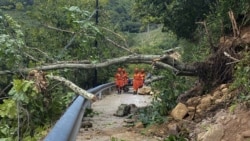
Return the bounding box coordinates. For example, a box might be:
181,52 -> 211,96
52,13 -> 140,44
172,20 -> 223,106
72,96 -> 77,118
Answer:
0,54 -> 197,76
46,75 -> 96,101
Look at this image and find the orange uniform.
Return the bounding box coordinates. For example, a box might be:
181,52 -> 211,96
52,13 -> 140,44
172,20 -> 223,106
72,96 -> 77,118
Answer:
122,69 -> 128,86
139,69 -> 145,88
115,68 -> 123,94
133,68 -> 142,94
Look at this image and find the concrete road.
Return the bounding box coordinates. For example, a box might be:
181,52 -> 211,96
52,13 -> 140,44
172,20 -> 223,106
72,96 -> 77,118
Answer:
76,89 -> 158,141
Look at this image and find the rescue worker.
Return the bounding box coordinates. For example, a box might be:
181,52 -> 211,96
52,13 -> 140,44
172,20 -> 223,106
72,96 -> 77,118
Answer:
139,69 -> 146,88
115,68 -> 123,94
133,68 -> 141,94
122,68 -> 129,92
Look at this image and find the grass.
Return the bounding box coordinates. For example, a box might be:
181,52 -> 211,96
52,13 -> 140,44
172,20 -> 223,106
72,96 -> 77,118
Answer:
126,26 -> 178,54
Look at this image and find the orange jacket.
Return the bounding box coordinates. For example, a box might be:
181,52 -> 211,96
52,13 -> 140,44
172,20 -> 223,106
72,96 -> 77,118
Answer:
122,71 -> 128,85
140,72 -> 145,86
133,72 -> 142,91
115,72 -> 124,87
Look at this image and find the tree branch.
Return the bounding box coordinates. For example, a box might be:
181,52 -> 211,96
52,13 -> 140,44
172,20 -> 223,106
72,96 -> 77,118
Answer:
105,37 -> 133,53
43,24 -> 75,34
196,21 -> 216,52
46,75 -> 96,101
0,54 -> 197,76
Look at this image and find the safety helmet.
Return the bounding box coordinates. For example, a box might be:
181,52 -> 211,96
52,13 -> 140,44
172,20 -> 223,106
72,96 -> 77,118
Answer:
134,68 -> 138,72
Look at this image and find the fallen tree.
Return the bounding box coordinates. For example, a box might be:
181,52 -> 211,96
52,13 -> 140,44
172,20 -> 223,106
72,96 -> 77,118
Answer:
27,70 -> 97,101
0,52 -> 196,75
1,29 -> 250,101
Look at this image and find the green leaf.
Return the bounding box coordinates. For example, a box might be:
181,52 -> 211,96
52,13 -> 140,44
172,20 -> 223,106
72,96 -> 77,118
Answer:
22,80 -> 33,92
68,6 -> 81,13
0,99 -> 17,119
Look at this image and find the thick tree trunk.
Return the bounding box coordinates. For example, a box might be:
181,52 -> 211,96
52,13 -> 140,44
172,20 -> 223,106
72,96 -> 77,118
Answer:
0,54 -> 197,76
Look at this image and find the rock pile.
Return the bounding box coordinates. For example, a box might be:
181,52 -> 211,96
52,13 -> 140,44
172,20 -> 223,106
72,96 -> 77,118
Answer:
171,84 -> 237,121
169,83 -> 250,141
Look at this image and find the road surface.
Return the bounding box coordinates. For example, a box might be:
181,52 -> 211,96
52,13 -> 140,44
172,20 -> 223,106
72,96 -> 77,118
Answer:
76,88 -> 159,141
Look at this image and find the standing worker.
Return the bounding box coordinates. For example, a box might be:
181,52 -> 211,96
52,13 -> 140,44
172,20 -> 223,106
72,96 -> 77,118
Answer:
139,68 -> 146,88
122,68 -> 129,92
115,68 -> 123,94
133,68 -> 141,94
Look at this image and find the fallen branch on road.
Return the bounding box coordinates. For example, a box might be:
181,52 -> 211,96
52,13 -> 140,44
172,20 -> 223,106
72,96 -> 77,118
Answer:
46,75 -> 96,101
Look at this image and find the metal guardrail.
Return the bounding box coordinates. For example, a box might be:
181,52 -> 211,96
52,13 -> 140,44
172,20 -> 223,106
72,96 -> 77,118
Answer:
44,82 -> 115,141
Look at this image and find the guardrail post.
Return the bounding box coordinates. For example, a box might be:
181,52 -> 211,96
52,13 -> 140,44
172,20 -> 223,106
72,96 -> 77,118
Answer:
108,87 -> 111,93
98,91 -> 102,99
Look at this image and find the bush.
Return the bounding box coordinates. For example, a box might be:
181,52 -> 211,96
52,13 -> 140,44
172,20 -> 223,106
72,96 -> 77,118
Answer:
231,52 -> 250,105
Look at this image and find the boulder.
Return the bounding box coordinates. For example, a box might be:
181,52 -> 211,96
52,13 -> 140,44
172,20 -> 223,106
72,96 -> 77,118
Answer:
171,103 -> 189,120
167,123 -> 180,135
114,104 -> 131,117
241,130 -> 250,138
198,95 -> 212,110
81,121 -> 93,128
129,104 -> 138,114
114,104 -> 138,117
200,124 -> 224,141
186,97 -> 201,106
134,121 -> 144,128
137,86 -> 152,95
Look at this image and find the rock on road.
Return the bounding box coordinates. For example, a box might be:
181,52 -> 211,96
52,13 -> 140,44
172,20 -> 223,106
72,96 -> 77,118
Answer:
76,90 -> 159,141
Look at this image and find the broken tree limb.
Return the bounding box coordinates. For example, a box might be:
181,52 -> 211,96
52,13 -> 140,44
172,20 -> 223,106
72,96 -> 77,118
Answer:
0,54 -> 196,76
162,47 -> 181,54
228,10 -> 240,37
105,37 -> 133,53
223,52 -> 240,61
46,75 -> 96,101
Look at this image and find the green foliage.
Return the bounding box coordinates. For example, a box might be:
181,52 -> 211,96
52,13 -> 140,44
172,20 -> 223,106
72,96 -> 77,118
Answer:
180,39 -> 210,63
0,79 -> 75,140
151,70 -> 192,115
137,70 -> 192,126
133,0 -> 250,40
133,0 -> 216,39
129,27 -> 178,54
84,108 -> 100,117
15,2 -> 24,10
110,137 -> 127,141
0,12 -> 26,69
229,103 -> 237,113
0,99 -> 17,119
164,134 -> 187,141
1,1 -> 113,86
231,52 -> 250,103
138,106 -> 165,126
206,0 -> 250,40
106,0 -> 142,32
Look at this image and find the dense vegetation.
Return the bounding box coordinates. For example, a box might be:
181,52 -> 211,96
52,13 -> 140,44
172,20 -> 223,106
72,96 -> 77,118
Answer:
0,0 -> 249,140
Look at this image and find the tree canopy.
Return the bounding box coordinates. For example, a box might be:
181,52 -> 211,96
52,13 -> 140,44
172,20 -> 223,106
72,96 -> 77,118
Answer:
132,0 -> 250,40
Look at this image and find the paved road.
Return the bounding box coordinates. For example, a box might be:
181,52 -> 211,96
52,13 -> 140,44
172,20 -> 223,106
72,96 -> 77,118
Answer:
76,88 -> 158,141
